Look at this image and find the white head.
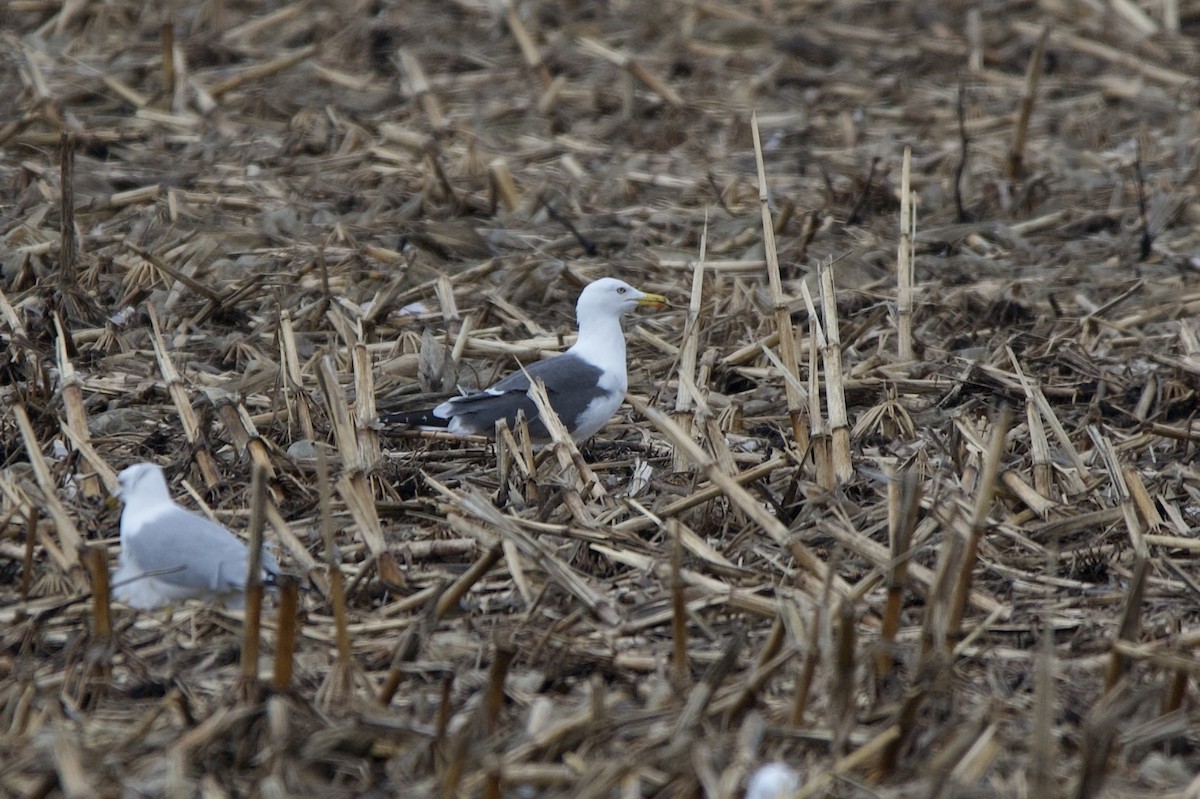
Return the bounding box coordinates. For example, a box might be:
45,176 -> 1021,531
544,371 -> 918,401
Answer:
115,463 -> 172,505
574,278 -> 668,326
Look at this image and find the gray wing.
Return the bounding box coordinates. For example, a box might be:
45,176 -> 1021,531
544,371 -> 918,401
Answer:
481,354 -> 603,394
440,355 -> 606,436
124,507 -> 274,592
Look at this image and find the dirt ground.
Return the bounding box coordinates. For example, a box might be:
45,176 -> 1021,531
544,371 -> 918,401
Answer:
3,0 -> 1200,797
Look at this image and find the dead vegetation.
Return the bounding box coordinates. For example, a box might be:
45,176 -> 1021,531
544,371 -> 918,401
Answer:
4,0 -> 1200,796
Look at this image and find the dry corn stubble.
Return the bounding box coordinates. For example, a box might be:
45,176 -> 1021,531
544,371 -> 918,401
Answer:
3,1 -> 1200,797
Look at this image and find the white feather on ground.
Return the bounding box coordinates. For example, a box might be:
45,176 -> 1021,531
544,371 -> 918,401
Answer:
745,762 -> 800,799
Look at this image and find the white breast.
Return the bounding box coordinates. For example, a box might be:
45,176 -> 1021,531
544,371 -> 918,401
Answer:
569,389 -> 625,441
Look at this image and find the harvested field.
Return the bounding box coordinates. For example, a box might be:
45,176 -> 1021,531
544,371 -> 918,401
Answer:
4,0 -> 1200,797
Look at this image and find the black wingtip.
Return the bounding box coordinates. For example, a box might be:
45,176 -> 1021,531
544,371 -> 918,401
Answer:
262,570 -> 314,593
376,409 -> 449,434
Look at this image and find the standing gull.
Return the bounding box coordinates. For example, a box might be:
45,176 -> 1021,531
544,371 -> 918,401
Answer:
112,463 -> 279,610
383,278 -> 668,443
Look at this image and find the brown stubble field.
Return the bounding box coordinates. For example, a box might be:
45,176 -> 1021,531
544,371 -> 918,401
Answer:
3,1 -> 1200,797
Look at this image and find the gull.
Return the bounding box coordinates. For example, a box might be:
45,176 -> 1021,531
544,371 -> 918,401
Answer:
112,463 -> 279,610
382,277 -> 668,443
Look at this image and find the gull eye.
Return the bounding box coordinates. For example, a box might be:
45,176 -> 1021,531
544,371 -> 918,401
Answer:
617,287 -> 626,294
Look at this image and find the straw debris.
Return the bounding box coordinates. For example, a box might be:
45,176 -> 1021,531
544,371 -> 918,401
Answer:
4,2 -> 1200,797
